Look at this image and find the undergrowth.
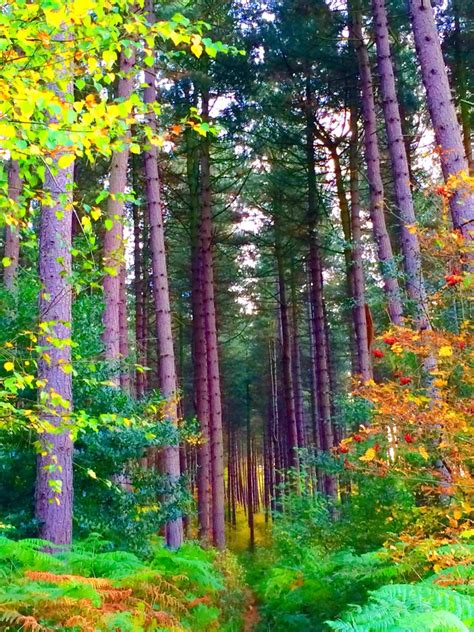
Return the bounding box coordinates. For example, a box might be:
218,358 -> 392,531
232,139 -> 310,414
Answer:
0,536 -> 246,631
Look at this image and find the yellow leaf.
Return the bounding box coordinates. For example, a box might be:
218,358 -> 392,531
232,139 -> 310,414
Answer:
406,224 -> 417,234
3,362 -> 14,372
453,508 -> 462,520
439,346 -> 453,357
86,468 -> 97,479
190,35 -> 203,58
90,208 -> 102,221
58,154 -> 75,170
418,446 -> 429,460
2,257 -> 12,268
359,447 -> 376,462
81,216 -> 92,232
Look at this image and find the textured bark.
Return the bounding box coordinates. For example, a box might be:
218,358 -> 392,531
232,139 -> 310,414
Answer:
305,85 -> 337,497
290,262 -> 305,448
408,0 -> 473,241
4,161 -> 22,290
372,0 -> 430,329
132,200 -> 146,398
143,1 -> 183,548
452,0 -> 472,172
188,128 -> 211,543
275,232 -> 299,469
35,46 -> 74,545
119,264 -> 130,390
350,0 -> 404,324
327,141 -> 358,373
246,381 -> 255,548
349,105 -> 373,381
200,92 -> 225,549
103,45 -> 136,365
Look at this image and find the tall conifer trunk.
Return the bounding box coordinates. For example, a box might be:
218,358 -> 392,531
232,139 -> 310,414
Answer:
35,31 -> 74,544
143,0 -> 183,548
275,234 -> 298,468
408,0 -> 473,242
349,104 -> 372,381
200,92 -> 225,549
132,200 -> 146,398
350,0 -> 404,323
305,82 -> 337,497
188,126 -> 212,543
372,0 -> 430,329
103,42 -> 135,366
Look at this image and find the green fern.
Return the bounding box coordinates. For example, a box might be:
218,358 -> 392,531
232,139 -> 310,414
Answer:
326,583 -> 474,631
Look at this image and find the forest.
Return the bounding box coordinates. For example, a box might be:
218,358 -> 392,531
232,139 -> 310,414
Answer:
0,0 -> 473,629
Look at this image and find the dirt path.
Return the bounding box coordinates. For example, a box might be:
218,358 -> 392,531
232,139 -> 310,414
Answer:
243,588 -> 260,631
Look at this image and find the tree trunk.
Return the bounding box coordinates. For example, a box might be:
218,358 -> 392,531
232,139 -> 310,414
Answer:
372,0 -> 430,330
290,261 -> 306,448
246,381 -> 255,548
349,104 -> 373,381
132,199 -> 146,398
452,0 -> 472,172
102,45 -> 135,367
327,141 -> 358,373
4,161 -> 22,290
35,42 -> 74,544
408,0 -> 473,241
305,81 -> 337,497
188,126 -> 212,543
200,92 -> 225,549
275,231 -> 299,469
143,1 -> 183,548
349,0 -> 404,324
119,264 -> 130,390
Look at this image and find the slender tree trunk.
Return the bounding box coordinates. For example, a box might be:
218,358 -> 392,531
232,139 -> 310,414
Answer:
452,0 -> 472,172
290,260 -> 305,448
246,381 -> 255,548
35,37 -> 74,544
188,127 -> 212,543
372,0 -> 430,329
349,104 -> 373,381
200,92 -> 225,549
275,230 -> 299,469
305,81 -> 337,497
119,264 -> 130,390
143,1 -> 183,548
327,142 -> 358,373
4,161 -> 22,290
349,0 -> 404,323
132,200 -> 145,398
408,0 -> 473,241
102,44 -> 135,367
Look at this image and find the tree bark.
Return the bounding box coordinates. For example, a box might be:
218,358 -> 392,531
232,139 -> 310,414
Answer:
35,39 -> 74,544
451,0 -> 472,172
102,44 -> 135,366
349,0 -> 404,324
349,104 -> 373,381
132,199 -> 146,398
188,126 -> 212,543
408,0 -> 473,242
119,264 -> 130,390
305,82 -> 337,497
4,161 -> 22,290
275,228 -> 299,469
372,0 -> 430,329
143,1 -> 183,548
200,92 -> 225,549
